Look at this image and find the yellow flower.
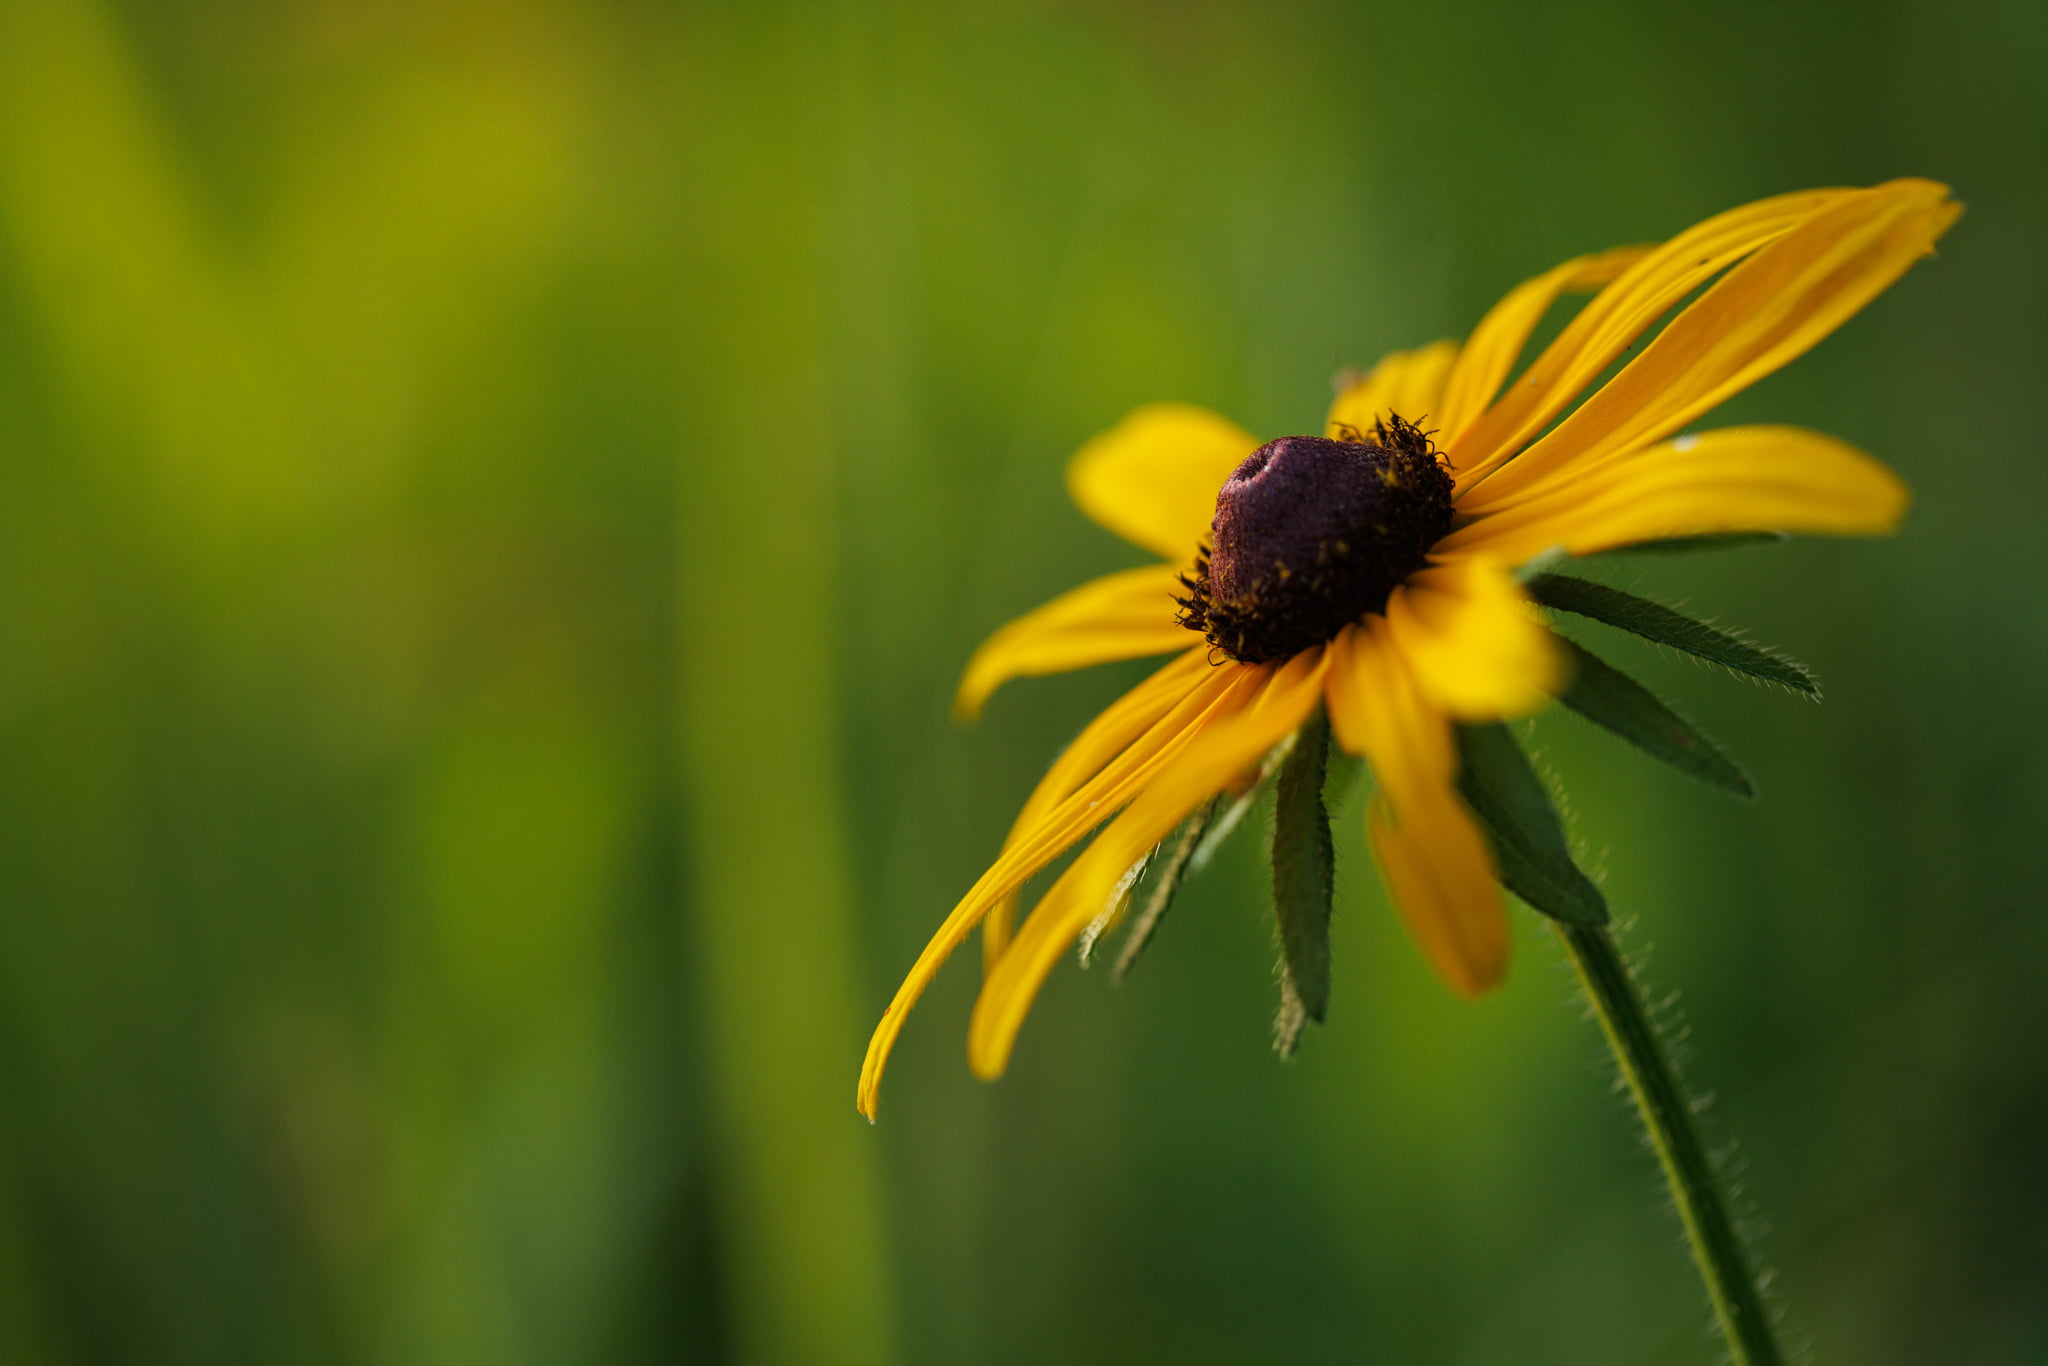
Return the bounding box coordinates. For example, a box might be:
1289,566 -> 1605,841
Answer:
860,179 -> 1957,1120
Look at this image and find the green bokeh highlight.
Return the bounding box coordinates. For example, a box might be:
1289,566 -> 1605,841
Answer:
0,1 -> 2043,1363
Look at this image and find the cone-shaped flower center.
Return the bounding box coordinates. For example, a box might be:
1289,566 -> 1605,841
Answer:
1177,417 -> 1452,663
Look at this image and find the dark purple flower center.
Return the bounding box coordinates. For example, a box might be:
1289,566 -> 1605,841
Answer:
1176,416 -> 1453,663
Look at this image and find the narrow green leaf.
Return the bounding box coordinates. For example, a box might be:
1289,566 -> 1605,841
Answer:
1189,734 -> 1290,874
1270,708 -> 1334,1052
1556,636 -> 1755,798
1455,724 -> 1608,925
1597,530 -> 1787,556
1513,546 -> 1571,583
1530,573 -> 1819,696
1076,851 -> 1148,965
1112,795 -> 1219,983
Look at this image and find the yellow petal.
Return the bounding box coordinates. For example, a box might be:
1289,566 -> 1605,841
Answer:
1432,247 -> 1647,448
1367,790 -> 1509,998
1382,561 -> 1560,720
1462,180 -> 1958,508
859,656 -> 1257,1119
1323,621 -> 1450,779
1438,426 -> 1909,563
965,647 -> 1331,1080
1066,403 -> 1260,560
980,647 -> 1212,973
1325,341 -> 1461,444
1324,621 -> 1506,995
954,565 -> 1194,720
1447,185 -> 1873,493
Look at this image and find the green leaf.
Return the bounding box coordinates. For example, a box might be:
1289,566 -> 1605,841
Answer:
1188,732 -> 1291,873
1455,723 -> 1608,925
1596,530 -> 1788,556
1270,708 -> 1334,1054
1555,636 -> 1755,798
1529,573 -> 1819,696
1111,796 -> 1218,984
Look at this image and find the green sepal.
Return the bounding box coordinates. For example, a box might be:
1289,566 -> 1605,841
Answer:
1555,635 -> 1755,798
1114,727 -> 1296,982
1270,708 -> 1334,1055
1455,723 -> 1608,926
1530,573 -> 1819,696
1596,530 -> 1788,556
1188,735 -> 1288,874
1111,795 -> 1219,983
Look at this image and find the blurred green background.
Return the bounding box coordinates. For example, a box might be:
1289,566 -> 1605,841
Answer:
1,0 -> 2043,1362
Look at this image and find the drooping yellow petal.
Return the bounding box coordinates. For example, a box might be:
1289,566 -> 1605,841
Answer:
1381,561 -> 1560,720
965,648 -> 1331,1080
980,647 -> 1212,973
1446,186 -> 1863,492
1432,247 -> 1647,447
859,657 -> 1258,1119
1366,790 -> 1508,998
1438,426 -> 1909,564
1461,180 -> 1959,509
1323,621 -> 1451,780
1324,621 -> 1507,996
955,565 -> 1194,720
1066,403 -> 1260,560
1325,341 -> 1460,446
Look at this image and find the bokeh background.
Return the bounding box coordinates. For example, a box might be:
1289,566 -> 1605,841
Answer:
1,0 -> 2044,1363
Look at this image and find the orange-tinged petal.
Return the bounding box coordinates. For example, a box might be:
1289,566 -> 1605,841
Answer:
980,647 -> 1211,973
1462,180 -> 1958,508
965,648 -> 1331,1079
1433,247 -> 1647,448
1383,561 -> 1561,720
1447,186 -> 1862,491
1066,403 -> 1259,560
1326,341 -> 1460,444
1323,620 -> 1450,778
1367,790 -> 1509,997
955,565 -> 1193,720
1438,426 -> 1909,563
1325,621 -> 1506,995
859,657 -> 1257,1118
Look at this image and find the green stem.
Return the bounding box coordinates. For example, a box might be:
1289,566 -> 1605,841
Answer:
1557,923 -> 1785,1366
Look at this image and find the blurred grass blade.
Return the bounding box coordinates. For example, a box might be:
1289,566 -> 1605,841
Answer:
1556,636 -> 1755,798
1531,574 -> 1818,695
1271,709 -> 1334,1053
1455,723 -> 1608,925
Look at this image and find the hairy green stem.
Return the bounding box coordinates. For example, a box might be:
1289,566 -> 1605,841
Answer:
1558,923 -> 1785,1366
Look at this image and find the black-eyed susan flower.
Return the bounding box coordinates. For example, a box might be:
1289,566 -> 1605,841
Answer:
860,179 -> 1957,1121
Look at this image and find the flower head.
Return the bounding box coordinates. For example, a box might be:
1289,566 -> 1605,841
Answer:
861,179 -> 1957,1119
